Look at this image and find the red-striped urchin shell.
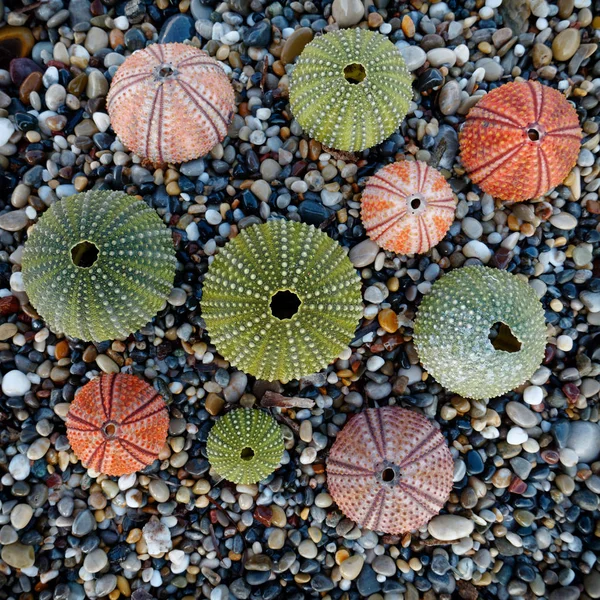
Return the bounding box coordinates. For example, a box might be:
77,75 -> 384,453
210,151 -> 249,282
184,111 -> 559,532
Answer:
327,407 -> 454,534
66,373 -> 169,476
360,161 -> 457,255
460,80 -> 582,202
107,42 -> 235,165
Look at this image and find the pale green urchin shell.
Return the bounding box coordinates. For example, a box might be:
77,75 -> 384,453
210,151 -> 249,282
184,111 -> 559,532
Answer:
289,28 -> 412,152
201,219 -> 363,383
413,266 -> 547,400
21,190 -> 176,342
207,408 -> 284,484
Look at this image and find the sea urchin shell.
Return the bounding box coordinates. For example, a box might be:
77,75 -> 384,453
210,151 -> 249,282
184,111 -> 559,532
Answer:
201,219 -> 363,383
414,266 -> 547,400
327,407 -> 454,534
460,80 -> 582,201
289,29 -> 412,152
361,160 -> 457,255
107,42 -> 235,164
21,190 -> 176,342
66,373 -> 169,476
207,408 -> 284,484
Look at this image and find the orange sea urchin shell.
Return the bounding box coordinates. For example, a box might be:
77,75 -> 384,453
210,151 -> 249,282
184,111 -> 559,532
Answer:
327,407 -> 453,534
107,42 -> 235,165
360,161 -> 457,255
460,80 -> 582,201
66,373 -> 169,476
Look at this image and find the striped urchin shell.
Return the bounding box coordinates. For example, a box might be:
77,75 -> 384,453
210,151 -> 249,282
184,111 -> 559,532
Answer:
289,29 -> 412,152
107,42 -> 235,164
207,408 -> 284,484
66,373 -> 169,476
414,266 -> 547,400
201,219 -> 363,383
21,190 -> 176,342
361,160 -> 457,255
327,407 -> 453,534
460,80 -> 582,201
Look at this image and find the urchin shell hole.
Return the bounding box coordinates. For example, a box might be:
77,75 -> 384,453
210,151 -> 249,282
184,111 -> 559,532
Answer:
157,64 -> 175,78
240,447 -> 255,461
344,63 -> 366,84
270,290 -> 301,320
527,128 -> 540,141
71,241 -> 99,268
103,422 -> 117,437
381,467 -> 396,482
489,322 -> 522,353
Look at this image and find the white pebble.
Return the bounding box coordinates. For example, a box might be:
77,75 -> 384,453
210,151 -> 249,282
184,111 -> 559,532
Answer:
523,385 -> 543,405
507,427 -> 528,445
556,335 -> 573,352
2,370 -> 31,397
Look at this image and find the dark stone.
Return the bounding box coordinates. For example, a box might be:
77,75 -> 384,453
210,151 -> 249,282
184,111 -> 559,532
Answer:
357,564 -> 382,597
433,124 -> 459,170
298,200 -> 333,225
158,14 -> 195,44
124,28 -> 146,51
242,20 -> 272,48
9,58 -> 43,87
416,68 -> 443,93
466,450 -> 485,474
69,0 -> 93,27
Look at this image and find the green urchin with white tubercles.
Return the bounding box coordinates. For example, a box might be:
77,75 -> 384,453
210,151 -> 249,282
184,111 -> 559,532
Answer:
289,28 -> 412,152
207,408 -> 284,484
21,190 -> 176,342
413,266 -> 547,400
201,219 -> 363,383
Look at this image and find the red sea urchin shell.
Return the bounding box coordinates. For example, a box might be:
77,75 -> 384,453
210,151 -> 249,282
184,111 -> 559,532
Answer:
66,373 -> 169,476
360,161 -> 457,255
107,43 -> 235,165
327,407 -> 453,534
460,80 -> 582,202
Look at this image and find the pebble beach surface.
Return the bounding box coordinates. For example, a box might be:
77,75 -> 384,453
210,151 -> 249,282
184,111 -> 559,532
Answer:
0,0 -> 599,599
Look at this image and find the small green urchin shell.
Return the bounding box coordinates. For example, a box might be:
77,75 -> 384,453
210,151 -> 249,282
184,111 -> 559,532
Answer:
21,190 -> 176,342
202,219 -> 363,383
207,408 -> 284,484
413,266 -> 547,400
289,29 -> 412,152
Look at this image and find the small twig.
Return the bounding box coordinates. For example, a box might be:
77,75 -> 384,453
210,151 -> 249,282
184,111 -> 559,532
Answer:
261,391 -> 315,409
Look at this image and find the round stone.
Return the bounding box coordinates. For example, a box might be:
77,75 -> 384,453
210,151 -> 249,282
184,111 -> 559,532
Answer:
428,515 -> 474,541
1,370 -> 31,397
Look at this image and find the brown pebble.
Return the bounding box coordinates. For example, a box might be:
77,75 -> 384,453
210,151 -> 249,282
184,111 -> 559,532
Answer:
205,392 -> 224,416
19,71 -> 42,105
281,27 -> 314,65
368,12 -> 383,28
401,15 -> 415,38
54,340 -> 70,360
378,308 -> 398,333
82,345 -> 98,363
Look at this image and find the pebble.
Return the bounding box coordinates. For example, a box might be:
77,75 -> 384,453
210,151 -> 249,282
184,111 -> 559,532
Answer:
84,548 -> 108,574
566,422 -> 600,462
1,543 -> 35,569
1,369 -> 31,396
506,401 -> 540,428
0,116 -> 15,145
428,515 -> 474,541
340,555 -> 364,580
552,28 -> 581,61
331,0 -> 363,28
143,520 -> 172,556
349,239 -> 379,267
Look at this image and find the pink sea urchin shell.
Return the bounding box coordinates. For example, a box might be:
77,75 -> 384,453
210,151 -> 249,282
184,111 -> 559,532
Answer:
107,42 -> 235,165
327,407 -> 454,534
66,373 -> 169,476
360,161 -> 457,255
460,80 -> 582,201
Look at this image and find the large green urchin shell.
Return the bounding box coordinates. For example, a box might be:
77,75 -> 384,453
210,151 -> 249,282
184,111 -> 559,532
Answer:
202,219 -> 363,383
413,266 -> 547,400
207,408 -> 284,484
21,190 -> 176,342
289,29 -> 412,152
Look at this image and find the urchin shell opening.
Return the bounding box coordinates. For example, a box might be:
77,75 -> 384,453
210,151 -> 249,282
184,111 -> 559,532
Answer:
407,193 -> 426,213
240,447 -> 255,461
270,290 -> 302,320
154,63 -> 177,80
70,241 -> 99,268
488,321 -> 522,353
343,62 -> 367,84
527,127 -> 542,141
102,422 -> 117,438
376,461 -> 401,486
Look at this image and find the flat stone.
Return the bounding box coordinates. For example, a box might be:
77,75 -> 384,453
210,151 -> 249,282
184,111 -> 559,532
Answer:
281,27 -> 314,65
331,0 -> 364,28
566,421 -> 600,463
428,515 -> 474,541
506,401 -> 540,428
400,45 -> 426,71
1,543 -> 35,569
349,239 -> 379,267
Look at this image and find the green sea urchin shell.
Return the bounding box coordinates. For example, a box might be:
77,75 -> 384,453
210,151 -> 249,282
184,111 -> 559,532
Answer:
289,29 -> 412,152
21,190 -> 176,342
413,266 -> 547,400
207,408 -> 284,484
202,219 -> 363,383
